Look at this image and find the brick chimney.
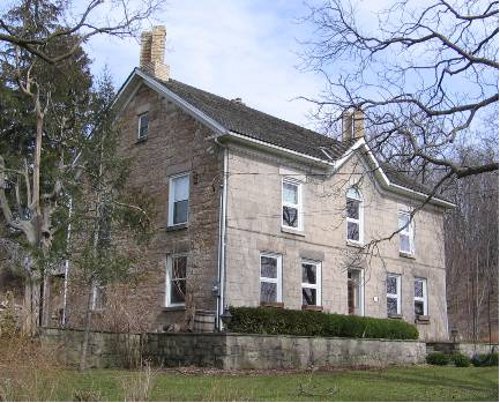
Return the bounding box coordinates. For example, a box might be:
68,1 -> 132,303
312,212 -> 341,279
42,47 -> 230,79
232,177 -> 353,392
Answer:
342,108 -> 364,142
140,26 -> 170,81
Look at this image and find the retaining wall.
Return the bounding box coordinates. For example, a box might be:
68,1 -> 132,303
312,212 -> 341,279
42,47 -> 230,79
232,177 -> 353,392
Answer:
39,328 -> 428,369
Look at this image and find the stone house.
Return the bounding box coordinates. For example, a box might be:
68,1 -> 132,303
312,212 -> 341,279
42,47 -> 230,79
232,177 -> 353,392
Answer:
64,26 -> 454,341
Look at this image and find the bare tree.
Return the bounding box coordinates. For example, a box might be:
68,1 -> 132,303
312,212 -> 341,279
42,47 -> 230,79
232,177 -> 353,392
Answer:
301,0 -> 498,181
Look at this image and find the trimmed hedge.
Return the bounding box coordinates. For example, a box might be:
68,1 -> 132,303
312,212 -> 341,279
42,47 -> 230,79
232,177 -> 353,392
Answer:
451,353 -> 470,367
471,353 -> 498,367
227,307 -> 418,340
426,352 -> 449,366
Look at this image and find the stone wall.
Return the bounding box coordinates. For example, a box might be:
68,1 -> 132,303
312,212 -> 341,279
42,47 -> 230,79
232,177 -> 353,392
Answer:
427,341 -> 498,358
39,328 -> 426,370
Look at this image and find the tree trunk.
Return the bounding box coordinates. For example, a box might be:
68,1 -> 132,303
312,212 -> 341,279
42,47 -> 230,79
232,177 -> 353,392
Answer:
79,285 -> 94,371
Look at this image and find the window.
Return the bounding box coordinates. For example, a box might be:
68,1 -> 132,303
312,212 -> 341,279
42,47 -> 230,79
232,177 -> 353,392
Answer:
399,211 -> 414,254
414,278 -> 428,316
91,283 -> 106,311
347,269 -> 364,316
386,274 -> 401,317
301,260 -> 321,306
260,253 -> 282,304
282,178 -> 301,229
346,187 -> 363,243
137,112 -> 150,139
166,254 -> 187,306
168,173 -> 190,226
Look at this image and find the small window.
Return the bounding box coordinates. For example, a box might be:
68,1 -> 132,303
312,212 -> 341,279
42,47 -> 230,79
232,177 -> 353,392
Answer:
168,173 -> 190,226
399,211 -> 414,254
282,179 -> 301,229
386,274 -> 401,317
137,112 -> 150,139
166,254 -> 187,306
346,187 -> 363,243
260,253 -> 282,304
414,278 -> 428,316
91,283 -> 106,311
301,260 -> 321,306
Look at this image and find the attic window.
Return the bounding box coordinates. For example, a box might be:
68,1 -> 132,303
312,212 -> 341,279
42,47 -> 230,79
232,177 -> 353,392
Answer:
137,112 -> 150,140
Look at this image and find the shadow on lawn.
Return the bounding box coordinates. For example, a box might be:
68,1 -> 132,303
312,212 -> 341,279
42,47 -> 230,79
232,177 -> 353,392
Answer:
352,367 -> 497,396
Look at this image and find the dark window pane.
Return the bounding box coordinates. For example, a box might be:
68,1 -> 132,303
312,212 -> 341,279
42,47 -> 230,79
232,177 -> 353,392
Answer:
139,114 -> 149,137
173,200 -> 188,224
283,206 -> 298,227
173,256 -> 187,279
387,276 -> 397,294
171,279 -> 186,304
387,297 -> 398,315
261,256 -> 277,278
302,288 -> 317,306
302,263 -> 316,284
346,199 -> 360,219
260,282 -> 277,303
347,222 -> 359,241
414,280 -> 423,298
415,301 -> 424,316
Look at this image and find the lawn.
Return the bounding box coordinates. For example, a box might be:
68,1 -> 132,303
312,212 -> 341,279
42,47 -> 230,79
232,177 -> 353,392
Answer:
2,365 -> 497,401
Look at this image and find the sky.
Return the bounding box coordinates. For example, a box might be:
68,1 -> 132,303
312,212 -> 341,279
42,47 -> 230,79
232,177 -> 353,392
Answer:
83,0 -> 329,129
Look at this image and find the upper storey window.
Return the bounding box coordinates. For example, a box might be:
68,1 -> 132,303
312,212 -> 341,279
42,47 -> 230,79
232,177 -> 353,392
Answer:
137,112 -> 150,140
282,178 -> 302,230
398,211 -> 414,255
346,187 -> 363,243
168,173 -> 190,226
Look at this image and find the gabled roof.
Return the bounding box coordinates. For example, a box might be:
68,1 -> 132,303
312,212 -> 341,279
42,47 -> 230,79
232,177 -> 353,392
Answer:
115,68 -> 454,208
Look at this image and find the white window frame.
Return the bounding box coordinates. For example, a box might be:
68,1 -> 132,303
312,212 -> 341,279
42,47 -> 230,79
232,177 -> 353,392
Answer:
168,173 -> 190,227
137,112 -> 150,139
414,277 -> 428,316
259,253 -> 283,304
301,260 -> 322,307
346,187 -> 363,244
282,178 -> 302,231
399,210 -> 414,255
165,254 -> 188,307
91,282 -> 105,311
386,273 -> 402,317
347,268 -> 365,316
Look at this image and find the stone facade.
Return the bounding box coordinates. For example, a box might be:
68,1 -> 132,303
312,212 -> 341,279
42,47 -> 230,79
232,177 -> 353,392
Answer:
65,84 -> 222,332
224,144 -> 448,340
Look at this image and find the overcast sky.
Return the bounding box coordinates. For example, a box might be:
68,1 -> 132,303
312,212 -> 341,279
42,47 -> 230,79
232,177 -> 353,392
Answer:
84,0 -> 332,129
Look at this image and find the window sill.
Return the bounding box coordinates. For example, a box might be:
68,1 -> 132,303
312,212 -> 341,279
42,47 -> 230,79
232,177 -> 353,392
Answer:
135,136 -> 148,144
260,302 -> 284,308
302,305 -> 323,312
166,223 -> 188,232
346,240 -> 364,249
399,251 -> 415,259
388,314 -> 403,319
281,227 -> 305,237
162,305 -> 186,312
415,315 -> 430,324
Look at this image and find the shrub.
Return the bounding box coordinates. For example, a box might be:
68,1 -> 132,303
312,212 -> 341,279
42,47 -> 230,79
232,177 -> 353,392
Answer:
451,353 -> 470,367
471,352 -> 498,367
227,307 -> 419,340
426,352 -> 449,366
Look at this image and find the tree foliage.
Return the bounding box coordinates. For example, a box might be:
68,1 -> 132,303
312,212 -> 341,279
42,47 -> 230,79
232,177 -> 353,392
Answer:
302,0 -> 498,183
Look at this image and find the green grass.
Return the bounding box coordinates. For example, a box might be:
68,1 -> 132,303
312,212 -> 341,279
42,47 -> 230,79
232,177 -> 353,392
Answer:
2,366 -> 498,401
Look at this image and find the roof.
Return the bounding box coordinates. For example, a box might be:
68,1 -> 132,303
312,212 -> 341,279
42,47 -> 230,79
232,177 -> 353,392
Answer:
158,77 -> 355,161
124,69 -> 452,207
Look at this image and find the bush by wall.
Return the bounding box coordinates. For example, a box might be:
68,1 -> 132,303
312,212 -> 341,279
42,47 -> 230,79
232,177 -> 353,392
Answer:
471,353 -> 498,367
426,352 -> 449,366
227,307 -> 418,340
451,353 -> 470,367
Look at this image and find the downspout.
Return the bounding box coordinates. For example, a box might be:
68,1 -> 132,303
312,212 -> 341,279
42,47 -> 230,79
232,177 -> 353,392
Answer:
214,138 -> 228,331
